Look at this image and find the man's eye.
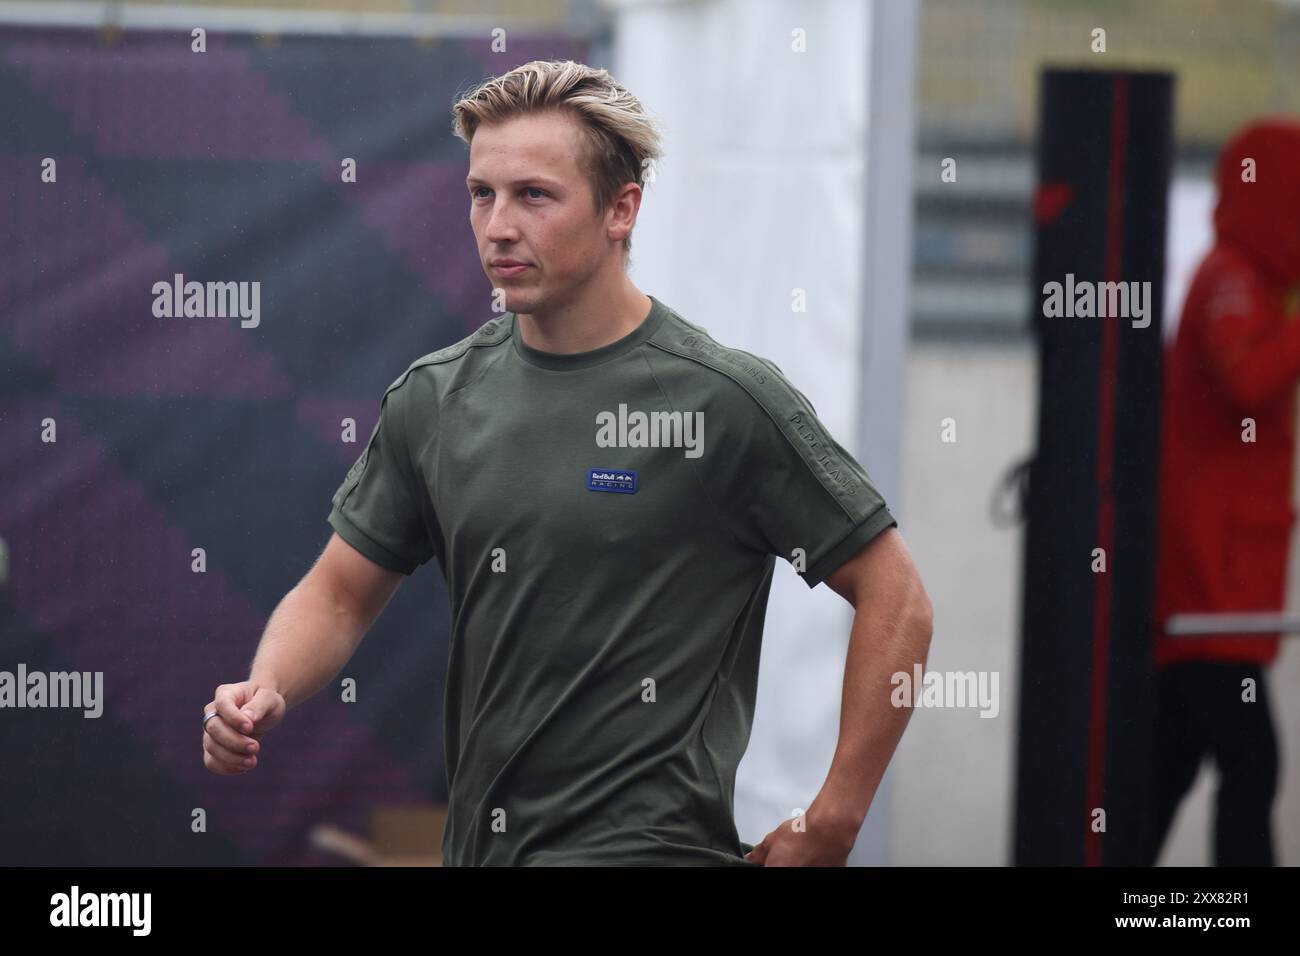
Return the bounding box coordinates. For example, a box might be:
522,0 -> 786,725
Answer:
470,187 -> 544,199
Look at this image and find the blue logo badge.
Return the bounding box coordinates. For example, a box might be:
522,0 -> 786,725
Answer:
587,468 -> 638,494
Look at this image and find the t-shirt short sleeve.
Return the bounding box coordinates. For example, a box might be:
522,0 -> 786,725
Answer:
327,380 -> 435,576
708,365 -> 897,589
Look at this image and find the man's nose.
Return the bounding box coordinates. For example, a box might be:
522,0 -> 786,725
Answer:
485,202 -> 520,242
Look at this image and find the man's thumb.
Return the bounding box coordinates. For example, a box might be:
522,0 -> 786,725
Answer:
241,686 -> 280,726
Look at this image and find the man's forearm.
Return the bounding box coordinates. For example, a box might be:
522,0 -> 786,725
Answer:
248,581 -> 367,711
808,583 -> 933,843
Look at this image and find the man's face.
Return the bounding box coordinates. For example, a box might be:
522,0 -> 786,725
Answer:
466,111 -> 615,313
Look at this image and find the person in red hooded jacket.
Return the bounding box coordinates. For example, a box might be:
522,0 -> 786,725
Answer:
1148,117 -> 1300,866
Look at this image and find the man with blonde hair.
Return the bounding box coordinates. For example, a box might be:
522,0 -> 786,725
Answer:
201,59 -> 932,867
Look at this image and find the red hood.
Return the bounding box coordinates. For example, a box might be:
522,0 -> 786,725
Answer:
1214,116 -> 1300,286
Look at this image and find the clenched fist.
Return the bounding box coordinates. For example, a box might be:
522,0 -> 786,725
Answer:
202,681 -> 286,775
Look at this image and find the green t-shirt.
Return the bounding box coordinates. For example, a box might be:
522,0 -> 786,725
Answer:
328,294 -> 897,866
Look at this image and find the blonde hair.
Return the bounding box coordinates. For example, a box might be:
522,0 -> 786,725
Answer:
451,59 -> 665,259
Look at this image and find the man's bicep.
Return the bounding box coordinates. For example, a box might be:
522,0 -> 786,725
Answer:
823,526 -> 916,607
308,531 -> 406,632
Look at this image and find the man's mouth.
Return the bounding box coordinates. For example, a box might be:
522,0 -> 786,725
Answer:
491,262 -> 532,277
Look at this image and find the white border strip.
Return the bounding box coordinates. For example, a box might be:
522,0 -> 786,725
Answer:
1166,613 -> 1300,636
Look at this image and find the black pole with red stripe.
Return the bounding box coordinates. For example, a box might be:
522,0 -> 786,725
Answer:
1014,69 -> 1174,866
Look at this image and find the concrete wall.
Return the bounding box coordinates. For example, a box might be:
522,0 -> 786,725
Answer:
895,341 -> 1300,865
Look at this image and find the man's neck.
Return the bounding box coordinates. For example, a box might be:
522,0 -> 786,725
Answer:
516,283 -> 653,355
